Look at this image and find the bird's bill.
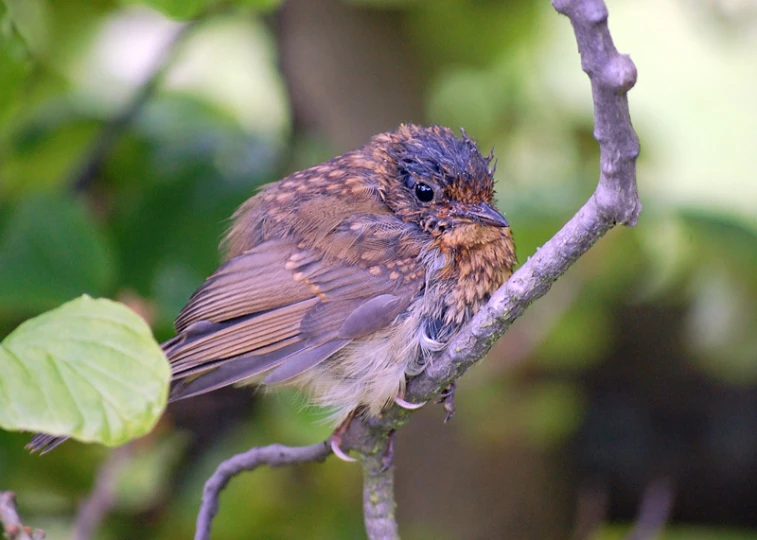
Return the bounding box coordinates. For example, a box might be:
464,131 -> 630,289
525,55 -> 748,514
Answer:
461,203 -> 509,228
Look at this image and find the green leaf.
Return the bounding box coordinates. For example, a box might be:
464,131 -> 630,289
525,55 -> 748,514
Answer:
0,295 -> 169,446
0,194 -> 115,315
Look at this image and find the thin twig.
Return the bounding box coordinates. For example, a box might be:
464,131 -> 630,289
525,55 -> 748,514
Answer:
194,442 -> 331,540
73,444 -> 134,540
0,491 -> 44,540
194,0 -> 640,536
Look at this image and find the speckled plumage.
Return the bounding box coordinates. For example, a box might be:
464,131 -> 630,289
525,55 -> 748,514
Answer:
27,124 -> 516,453
164,124 -> 517,424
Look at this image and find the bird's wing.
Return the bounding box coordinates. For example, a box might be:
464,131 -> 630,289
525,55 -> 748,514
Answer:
166,219 -> 425,401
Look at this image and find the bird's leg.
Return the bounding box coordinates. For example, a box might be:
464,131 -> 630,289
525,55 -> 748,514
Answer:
437,381 -> 456,423
329,410 -> 358,463
379,429 -> 397,473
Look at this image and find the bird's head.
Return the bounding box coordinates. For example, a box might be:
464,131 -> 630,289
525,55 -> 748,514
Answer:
368,124 -> 510,250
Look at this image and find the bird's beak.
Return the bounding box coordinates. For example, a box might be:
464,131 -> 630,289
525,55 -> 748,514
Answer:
468,203 -> 509,228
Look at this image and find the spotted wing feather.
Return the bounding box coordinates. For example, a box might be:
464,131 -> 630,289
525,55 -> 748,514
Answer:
167,232 -> 424,402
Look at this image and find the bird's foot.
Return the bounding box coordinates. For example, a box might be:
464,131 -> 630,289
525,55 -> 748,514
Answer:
437,381 -> 456,423
329,412 -> 357,463
379,430 -> 397,473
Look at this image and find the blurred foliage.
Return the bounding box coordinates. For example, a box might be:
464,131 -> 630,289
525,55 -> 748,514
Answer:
596,525 -> 757,540
1,0 -> 756,537
126,0 -> 282,20
0,195 -> 114,314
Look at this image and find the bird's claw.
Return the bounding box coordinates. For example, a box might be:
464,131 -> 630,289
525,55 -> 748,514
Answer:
329,411 -> 358,463
379,430 -> 397,473
329,436 -> 357,462
394,395 -> 427,410
436,382 -> 456,423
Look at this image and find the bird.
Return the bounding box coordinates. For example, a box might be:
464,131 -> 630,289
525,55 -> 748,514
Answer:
28,124 -> 516,457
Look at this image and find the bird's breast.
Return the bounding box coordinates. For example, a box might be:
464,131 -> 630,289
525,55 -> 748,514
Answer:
427,227 -> 516,330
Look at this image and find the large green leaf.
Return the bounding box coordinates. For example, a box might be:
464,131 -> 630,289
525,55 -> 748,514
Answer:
0,194 -> 115,315
0,295 -> 169,446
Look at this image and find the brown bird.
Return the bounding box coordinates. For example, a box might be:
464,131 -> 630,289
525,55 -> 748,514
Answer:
29,124 -> 516,457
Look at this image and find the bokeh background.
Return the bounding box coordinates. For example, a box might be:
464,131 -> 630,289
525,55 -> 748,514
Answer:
2,0 -> 757,538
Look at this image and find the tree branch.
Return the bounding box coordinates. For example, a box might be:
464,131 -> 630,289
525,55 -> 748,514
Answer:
194,442 -> 331,540
0,492 -> 44,540
194,0 -> 640,537
361,436 -> 399,540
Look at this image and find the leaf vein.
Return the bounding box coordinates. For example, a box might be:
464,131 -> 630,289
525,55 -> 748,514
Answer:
44,337 -> 166,381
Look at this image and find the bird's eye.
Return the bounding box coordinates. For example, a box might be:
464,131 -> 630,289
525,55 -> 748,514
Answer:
414,182 -> 434,203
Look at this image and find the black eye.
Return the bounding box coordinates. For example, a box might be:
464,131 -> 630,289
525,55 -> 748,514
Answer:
414,182 -> 434,203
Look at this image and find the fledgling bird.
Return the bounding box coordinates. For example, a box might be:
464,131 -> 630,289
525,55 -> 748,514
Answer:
29,124 -> 516,456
